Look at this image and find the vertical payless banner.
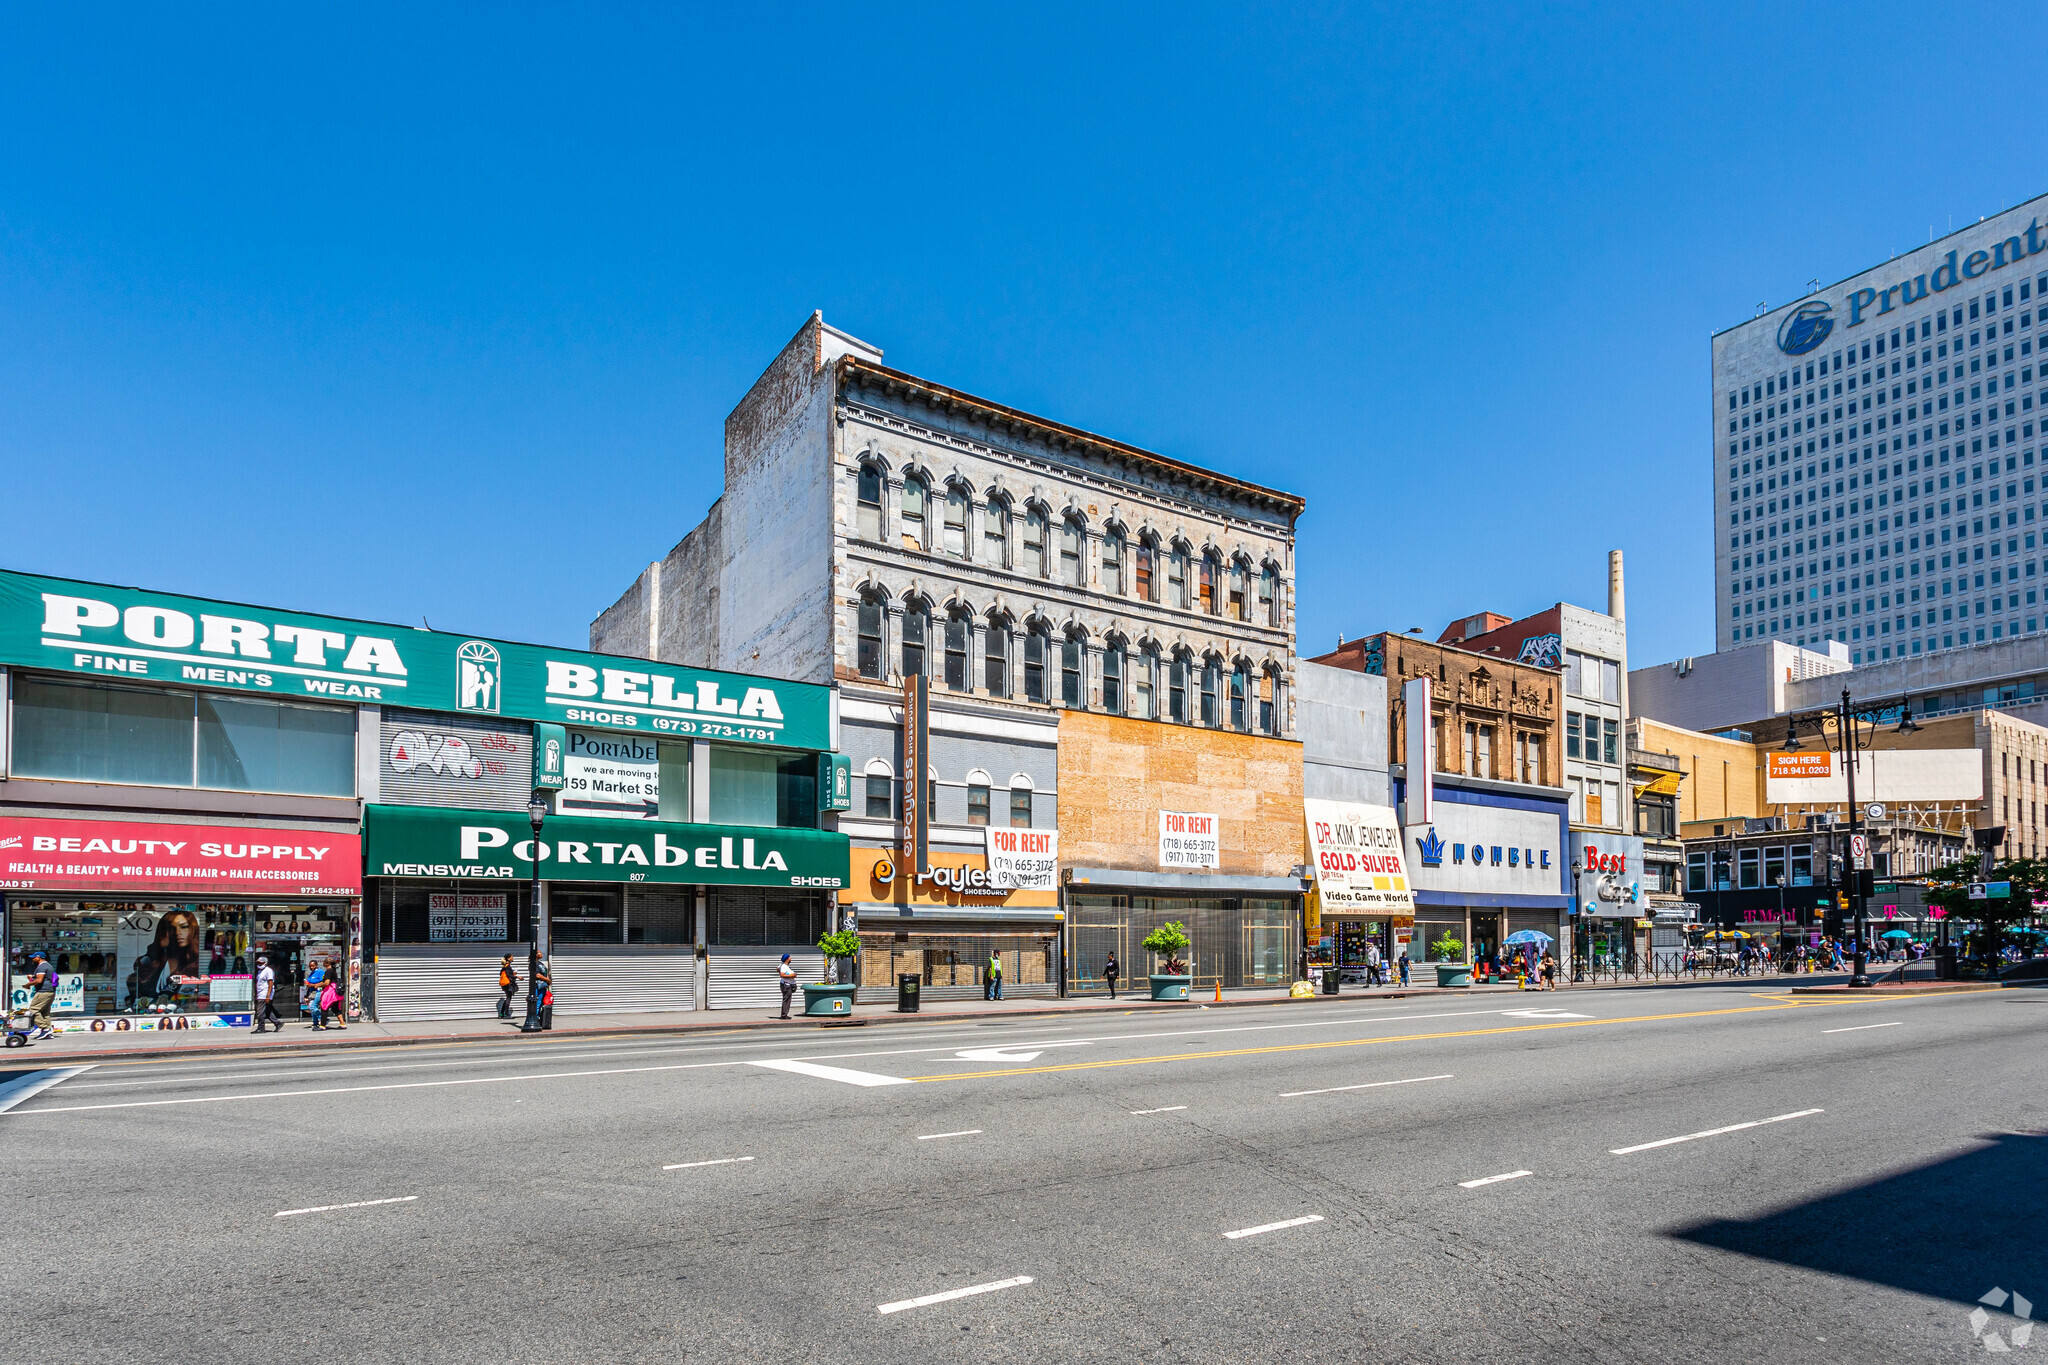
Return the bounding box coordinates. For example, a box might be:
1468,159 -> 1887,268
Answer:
1402,676 -> 1432,824
1159,811 -> 1220,869
902,674 -> 928,875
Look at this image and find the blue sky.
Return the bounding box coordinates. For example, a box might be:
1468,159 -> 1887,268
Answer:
5,3 -> 2046,671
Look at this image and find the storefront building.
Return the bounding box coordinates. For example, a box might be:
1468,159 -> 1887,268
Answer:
1403,781 -> 1571,969
1568,830 -> 1652,970
1059,712 -> 1307,991
0,568 -> 847,1027
589,313 -> 1306,1000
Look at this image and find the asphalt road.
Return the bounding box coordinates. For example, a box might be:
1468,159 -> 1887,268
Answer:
3,982 -> 2042,1364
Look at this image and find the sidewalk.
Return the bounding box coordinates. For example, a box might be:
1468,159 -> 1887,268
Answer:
8,969 -> 1862,1066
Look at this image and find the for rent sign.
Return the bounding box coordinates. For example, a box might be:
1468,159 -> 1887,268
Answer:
1158,811 -> 1220,870
0,569 -> 831,750
0,815 -> 361,895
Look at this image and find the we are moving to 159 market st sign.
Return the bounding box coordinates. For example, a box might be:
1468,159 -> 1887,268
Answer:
0,570 -> 830,751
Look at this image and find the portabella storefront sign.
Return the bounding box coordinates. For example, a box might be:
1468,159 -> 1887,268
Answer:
362,806 -> 848,890
0,569 -> 830,751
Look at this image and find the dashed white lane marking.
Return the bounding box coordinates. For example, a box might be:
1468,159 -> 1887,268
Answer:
1610,1108 -> 1824,1155
664,1156 -> 755,1170
1459,1170 -> 1533,1188
748,1058 -> 913,1087
275,1195 -> 417,1218
916,1129 -> 983,1140
0,1066 -> 95,1114
1280,1073 -> 1453,1098
1501,1008 -> 1592,1020
878,1275 -> 1034,1314
1822,1021 -> 1904,1034
1131,1105 -> 1187,1115
1222,1214 -> 1324,1240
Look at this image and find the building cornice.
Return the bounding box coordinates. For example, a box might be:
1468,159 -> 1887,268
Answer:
837,357 -> 1305,520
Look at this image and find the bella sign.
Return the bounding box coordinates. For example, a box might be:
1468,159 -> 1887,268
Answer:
0,569 -> 831,751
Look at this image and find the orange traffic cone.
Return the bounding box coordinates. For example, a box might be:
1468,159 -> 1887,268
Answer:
1213,978 -> 1223,1002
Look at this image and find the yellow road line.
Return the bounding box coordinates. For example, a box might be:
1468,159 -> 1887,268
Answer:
914,1002 -> 1799,1082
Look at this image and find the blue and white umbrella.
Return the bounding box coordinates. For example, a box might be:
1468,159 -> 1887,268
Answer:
1503,930 -> 1553,945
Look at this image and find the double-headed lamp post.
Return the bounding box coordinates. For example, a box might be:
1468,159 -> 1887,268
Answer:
520,791 -> 548,1033
1781,687 -> 1918,989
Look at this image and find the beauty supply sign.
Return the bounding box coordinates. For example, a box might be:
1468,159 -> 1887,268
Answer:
1303,800 -> 1414,914
0,569 -> 830,751
0,815 -> 361,896
1159,811 -> 1220,870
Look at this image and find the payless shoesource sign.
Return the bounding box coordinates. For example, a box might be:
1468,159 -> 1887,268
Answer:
363,806 -> 848,890
0,570 -> 830,751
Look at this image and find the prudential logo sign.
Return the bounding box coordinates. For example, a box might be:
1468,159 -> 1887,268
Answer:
1777,299 -> 1834,356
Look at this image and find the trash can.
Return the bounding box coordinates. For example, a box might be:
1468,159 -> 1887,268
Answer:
897,973 -> 921,1013
1320,966 -> 1340,995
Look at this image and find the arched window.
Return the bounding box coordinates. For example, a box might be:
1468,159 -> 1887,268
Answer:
1135,535 -> 1157,602
1259,562 -> 1280,626
1228,557 -> 1251,621
1008,773 -> 1035,828
901,598 -> 929,679
1167,542 -> 1189,609
1132,643 -> 1159,719
1061,627 -> 1087,707
1168,649 -> 1191,723
863,758 -> 894,819
856,463 -> 883,540
1230,660 -> 1251,730
900,475 -> 928,550
1101,637 -> 1124,714
1060,516 -> 1085,587
1023,622 -> 1049,702
983,496 -> 1010,567
1200,655 -> 1222,726
943,606 -> 972,691
1199,550 -> 1221,614
965,768 -> 992,827
984,613 -> 1011,696
1260,665 -> 1283,735
1022,505 -> 1048,577
1102,528 -> 1125,596
856,592 -> 886,680
942,484 -> 969,558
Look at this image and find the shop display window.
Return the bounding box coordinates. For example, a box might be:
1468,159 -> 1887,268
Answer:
6,901 -> 265,1020
1065,894 -> 1301,989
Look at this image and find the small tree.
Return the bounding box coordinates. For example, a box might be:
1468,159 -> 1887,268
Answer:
1142,921 -> 1192,976
817,929 -> 863,986
1430,933 -> 1464,964
1923,853 -> 2045,966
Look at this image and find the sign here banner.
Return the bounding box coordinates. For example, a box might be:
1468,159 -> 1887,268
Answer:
1763,748 -> 1983,804
363,805 -> 848,890
1303,799 -> 1414,914
0,569 -> 831,751
0,815 -> 362,895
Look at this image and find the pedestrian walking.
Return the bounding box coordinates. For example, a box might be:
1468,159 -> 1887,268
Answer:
252,955 -> 282,1033
23,951 -> 58,1040
497,953 -> 519,1019
1540,950 -> 1557,991
776,952 -> 797,1019
533,953 -> 554,1029
986,950 -> 1004,1001
318,973 -> 343,1028
1397,950 -> 1410,987
1103,951 -> 1120,1000
304,962 -> 329,1029
1365,941 -> 1384,987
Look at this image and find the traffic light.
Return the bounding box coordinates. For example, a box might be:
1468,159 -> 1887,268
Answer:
1856,869 -> 1876,899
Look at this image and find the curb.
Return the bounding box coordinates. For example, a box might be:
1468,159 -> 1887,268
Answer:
13,987 -> 1449,1065
1788,981 -> 2005,995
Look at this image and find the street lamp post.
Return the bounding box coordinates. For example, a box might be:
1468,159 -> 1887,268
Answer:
520,791 -> 548,1033
1570,861 -> 1584,982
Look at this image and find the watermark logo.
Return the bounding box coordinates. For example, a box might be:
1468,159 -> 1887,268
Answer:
1969,1286 -> 2034,1352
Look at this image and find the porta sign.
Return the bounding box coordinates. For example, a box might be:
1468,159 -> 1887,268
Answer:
0,569 -> 831,750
